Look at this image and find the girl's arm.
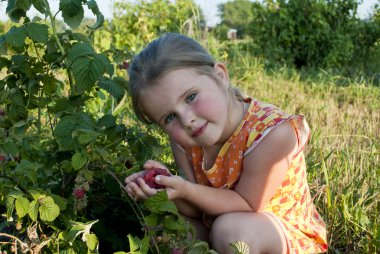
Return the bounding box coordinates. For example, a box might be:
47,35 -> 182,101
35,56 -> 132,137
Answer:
157,121 -> 298,215
169,140 -> 203,218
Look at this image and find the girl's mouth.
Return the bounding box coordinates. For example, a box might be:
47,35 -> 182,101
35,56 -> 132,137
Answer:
192,122 -> 208,137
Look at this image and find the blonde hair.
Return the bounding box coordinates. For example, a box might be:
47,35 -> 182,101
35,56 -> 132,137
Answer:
128,33 -> 244,124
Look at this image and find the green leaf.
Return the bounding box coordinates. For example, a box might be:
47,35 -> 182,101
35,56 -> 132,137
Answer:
127,234 -> 141,252
6,196 -> 15,221
50,193 -> 67,211
86,233 -> 98,250
29,200 -> 39,221
38,196 -> 60,222
28,189 -> 43,200
86,0 -> 104,29
98,77 -> 126,101
62,220 -> 98,243
5,26 -> 27,48
144,191 -> 179,215
26,23 -> 49,43
54,112 -> 96,151
60,0 -> 84,29
31,0 -> 48,15
143,213 -> 159,227
71,55 -> 105,94
2,140 -> 19,156
71,152 -> 88,170
15,160 -> 43,184
15,197 -> 30,218
6,0 -> 30,22
0,36 -> 8,55
163,214 -> 182,231
97,114 -> 116,129
67,42 -> 94,62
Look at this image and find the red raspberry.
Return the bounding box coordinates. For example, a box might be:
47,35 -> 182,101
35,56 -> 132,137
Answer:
0,154 -> 6,163
73,188 -> 86,199
137,168 -> 170,189
171,247 -> 183,254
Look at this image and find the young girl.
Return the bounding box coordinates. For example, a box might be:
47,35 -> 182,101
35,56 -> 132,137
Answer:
124,33 -> 327,254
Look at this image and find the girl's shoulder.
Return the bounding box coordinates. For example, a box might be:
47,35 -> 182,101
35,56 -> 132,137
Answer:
243,98 -> 310,156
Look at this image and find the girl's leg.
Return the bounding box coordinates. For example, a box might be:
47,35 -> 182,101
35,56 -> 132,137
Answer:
210,212 -> 287,254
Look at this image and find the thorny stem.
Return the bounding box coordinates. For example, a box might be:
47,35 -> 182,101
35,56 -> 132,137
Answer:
105,169 -> 160,253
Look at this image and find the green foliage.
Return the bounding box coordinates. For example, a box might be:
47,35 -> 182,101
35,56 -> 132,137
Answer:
109,0 -> 205,51
217,0 -> 255,38
237,0 -> 380,83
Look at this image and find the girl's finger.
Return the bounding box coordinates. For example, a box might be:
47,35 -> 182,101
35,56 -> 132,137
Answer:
143,160 -> 167,170
136,178 -> 158,196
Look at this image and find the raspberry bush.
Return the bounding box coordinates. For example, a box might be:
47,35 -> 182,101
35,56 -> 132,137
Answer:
0,0 -> 215,253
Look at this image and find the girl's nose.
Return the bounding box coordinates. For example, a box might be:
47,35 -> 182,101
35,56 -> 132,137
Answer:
180,110 -> 196,129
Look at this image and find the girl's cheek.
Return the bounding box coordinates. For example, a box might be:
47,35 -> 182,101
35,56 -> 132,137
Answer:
167,123 -> 186,143
193,96 -> 211,115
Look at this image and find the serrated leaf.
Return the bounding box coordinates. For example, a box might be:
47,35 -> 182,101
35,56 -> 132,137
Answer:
54,112 -> 96,151
26,23 -> 49,43
28,189 -> 43,200
60,0 -> 84,29
144,191 -> 179,215
163,214 -> 182,231
63,220 -> 98,243
94,147 -> 111,161
98,77 -> 126,101
97,53 -> 113,76
127,234 -> 141,252
15,160 -> 43,184
77,132 -> 98,145
15,197 -> 30,218
67,42 -> 94,62
6,196 -> 15,221
2,140 -> 19,156
38,196 -> 60,222
5,26 -> 27,48
71,152 -> 88,170
6,0 -> 30,22
0,35 -> 8,54
50,193 -> 67,211
29,200 -> 39,221
86,0 -> 104,29
86,233 -> 98,250
71,55 -> 104,94
143,213 -> 159,227
31,0 -> 48,15
97,114 -> 116,129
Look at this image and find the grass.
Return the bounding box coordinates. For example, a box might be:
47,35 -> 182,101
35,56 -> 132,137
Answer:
221,48 -> 379,253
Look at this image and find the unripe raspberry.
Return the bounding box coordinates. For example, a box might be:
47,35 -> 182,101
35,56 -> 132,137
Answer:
82,182 -> 90,192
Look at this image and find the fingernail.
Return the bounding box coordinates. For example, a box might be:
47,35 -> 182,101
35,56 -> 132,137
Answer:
156,176 -> 161,182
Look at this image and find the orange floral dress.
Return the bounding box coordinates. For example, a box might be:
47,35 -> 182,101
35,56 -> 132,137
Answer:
184,98 -> 328,253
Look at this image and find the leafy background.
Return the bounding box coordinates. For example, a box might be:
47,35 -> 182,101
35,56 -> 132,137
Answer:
0,0 -> 379,253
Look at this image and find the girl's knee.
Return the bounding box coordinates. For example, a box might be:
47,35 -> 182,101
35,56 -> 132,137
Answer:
210,213 -> 241,252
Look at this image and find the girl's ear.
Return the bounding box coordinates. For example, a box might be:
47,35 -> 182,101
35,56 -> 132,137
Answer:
214,62 -> 229,85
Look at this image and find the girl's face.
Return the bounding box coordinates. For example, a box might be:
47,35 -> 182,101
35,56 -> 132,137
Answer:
141,65 -> 236,148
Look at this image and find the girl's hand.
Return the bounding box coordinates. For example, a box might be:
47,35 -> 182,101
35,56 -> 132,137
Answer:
124,160 -> 169,200
155,173 -> 189,200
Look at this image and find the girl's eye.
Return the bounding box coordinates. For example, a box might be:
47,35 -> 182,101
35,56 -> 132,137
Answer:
186,93 -> 197,103
164,113 -> 176,124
